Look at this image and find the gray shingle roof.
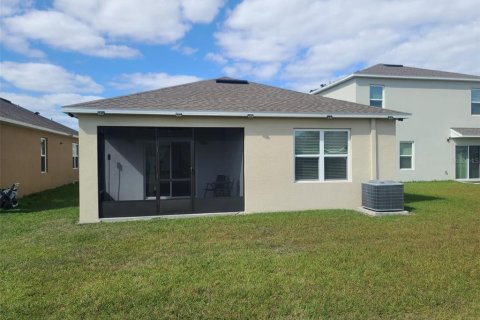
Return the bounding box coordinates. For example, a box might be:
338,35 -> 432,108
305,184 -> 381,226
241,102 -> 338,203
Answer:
451,128 -> 480,137
0,98 -> 78,136
63,78 -> 408,118
356,64 -> 480,80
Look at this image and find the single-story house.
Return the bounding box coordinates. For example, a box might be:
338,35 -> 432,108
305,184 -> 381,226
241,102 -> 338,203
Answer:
0,97 -> 79,196
62,78 -> 408,223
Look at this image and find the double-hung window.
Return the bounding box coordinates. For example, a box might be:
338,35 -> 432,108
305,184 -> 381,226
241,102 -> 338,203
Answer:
40,138 -> 47,173
472,89 -> 480,115
72,143 -> 79,169
399,142 -> 414,170
370,85 -> 384,107
294,130 -> 349,181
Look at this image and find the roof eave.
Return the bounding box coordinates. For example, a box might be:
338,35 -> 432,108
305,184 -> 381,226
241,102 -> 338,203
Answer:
312,73 -> 480,94
450,128 -> 480,139
62,107 -> 409,120
0,116 -> 78,137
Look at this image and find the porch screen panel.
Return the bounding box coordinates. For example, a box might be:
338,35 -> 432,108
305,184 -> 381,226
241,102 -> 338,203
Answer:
194,128 -> 244,207
170,142 -> 191,197
469,146 -> 480,179
455,146 -> 468,179
100,127 -> 156,201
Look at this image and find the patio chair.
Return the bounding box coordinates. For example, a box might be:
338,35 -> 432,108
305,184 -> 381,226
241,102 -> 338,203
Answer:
204,175 -> 232,197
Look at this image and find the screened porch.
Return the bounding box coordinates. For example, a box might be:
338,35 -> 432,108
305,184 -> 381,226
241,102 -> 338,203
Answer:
97,127 -> 244,218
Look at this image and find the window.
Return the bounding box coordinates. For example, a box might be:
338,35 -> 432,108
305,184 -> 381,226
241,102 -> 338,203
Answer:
370,85 -> 384,107
72,143 -> 79,169
456,145 -> 480,179
399,142 -> 414,170
472,89 -> 480,115
40,138 -> 47,173
294,130 -> 349,181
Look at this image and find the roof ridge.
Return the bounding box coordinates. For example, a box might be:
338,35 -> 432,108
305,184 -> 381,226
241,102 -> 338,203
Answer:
355,64 -> 480,79
65,78 -> 219,108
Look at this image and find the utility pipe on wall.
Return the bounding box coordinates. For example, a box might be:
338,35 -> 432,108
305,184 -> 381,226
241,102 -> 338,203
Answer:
370,119 -> 378,180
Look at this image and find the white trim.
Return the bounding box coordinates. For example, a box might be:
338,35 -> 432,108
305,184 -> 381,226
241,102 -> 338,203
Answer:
455,144 -> 480,180
40,137 -> 47,173
311,73 -> 480,95
72,143 -> 79,169
62,107 -> 408,119
0,117 -> 78,138
471,89 -> 480,115
450,128 -> 480,139
369,85 -> 384,108
293,129 -> 350,182
399,141 -> 414,170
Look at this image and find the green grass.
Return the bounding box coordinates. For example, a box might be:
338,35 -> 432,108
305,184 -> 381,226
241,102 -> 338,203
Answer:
1,182 -> 479,319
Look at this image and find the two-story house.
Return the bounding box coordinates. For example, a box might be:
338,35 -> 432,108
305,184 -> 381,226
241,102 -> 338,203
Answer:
312,64 -> 480,182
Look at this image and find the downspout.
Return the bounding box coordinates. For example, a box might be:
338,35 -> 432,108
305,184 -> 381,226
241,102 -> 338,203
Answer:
370,119 -> 378,180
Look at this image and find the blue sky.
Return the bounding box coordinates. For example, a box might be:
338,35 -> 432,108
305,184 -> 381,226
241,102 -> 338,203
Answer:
1,0 -> 479,128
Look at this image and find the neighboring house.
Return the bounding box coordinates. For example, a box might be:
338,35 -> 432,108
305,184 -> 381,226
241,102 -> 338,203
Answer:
312,64 -> 480,182
0,98 -> 79,196
62,78 -> 408,223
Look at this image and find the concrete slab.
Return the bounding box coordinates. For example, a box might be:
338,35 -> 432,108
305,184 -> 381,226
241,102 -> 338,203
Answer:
99,211 -> 244,223
356,207 -> 409,217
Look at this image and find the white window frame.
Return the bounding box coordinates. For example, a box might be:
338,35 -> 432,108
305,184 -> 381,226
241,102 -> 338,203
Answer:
294,129 -> 351,182
40,138 -> 47,173
472,89 -> 480,116
456,144 -> 480,180
72,143 -> 79,169
399,141 -> 414,170
369,85 -> 384,108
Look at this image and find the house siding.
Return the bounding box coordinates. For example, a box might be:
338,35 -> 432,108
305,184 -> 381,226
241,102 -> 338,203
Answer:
0,122 -> 79,196
319,78 -> 357,102
77,114 -> 396,223
318,78 -> 480,181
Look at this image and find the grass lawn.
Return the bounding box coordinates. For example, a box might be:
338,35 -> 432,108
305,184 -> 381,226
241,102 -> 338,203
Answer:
1,182 -> 479,319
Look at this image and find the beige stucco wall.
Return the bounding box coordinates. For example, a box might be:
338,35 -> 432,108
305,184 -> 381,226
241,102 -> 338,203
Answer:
319,78 -> 480,181
78,114 -> 396,223
319,78 -> 357,101
0,122 -> 79,196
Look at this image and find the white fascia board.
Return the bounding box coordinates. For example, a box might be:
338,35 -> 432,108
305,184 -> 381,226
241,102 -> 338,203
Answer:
312,73 -> 480,94
450,129 -> 480,139
310,75 -> 355,95
62,107 -> 409,119
0,117 -> 78,138
450,129 -> 463,138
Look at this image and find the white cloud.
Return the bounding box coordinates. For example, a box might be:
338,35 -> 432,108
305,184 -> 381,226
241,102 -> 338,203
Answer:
0,27 -> 45,58
3,10 -> 138,58
205,52 -> 228,64
216,0 -> 480,90
172,43 -> 198,56
224,62 -> 280,80
373,22 -> 480,76
2,0 -> 225,58
0,92 -> 103,129
111,72 -> 201,91
54,0 -> 223,43
0,0 -> 32,16
180,0 -> 225,23
0,61 -> 103,94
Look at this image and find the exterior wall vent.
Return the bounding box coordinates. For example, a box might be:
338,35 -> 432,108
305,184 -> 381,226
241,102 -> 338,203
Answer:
216,78 -> 249,84
382,64 -> 404,67
362,180 -> 404,211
